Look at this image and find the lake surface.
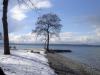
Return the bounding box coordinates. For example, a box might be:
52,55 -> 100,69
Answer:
0,44 -> 100,70
60,46 -> 100,70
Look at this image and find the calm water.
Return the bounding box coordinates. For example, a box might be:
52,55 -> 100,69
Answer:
60,46 -> 100,70
0,44 -> 100,70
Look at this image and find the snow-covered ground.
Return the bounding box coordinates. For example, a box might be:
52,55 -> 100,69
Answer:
0,49 -> 56,75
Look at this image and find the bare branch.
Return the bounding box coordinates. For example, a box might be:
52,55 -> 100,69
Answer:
17,0 -> 41,14
34,13 -> 62,51
28,0 -> 41,14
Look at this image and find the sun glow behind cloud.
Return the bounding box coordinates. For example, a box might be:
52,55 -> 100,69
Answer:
10,0 -> 52,21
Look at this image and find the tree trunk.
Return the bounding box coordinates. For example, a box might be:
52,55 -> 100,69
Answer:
0,67 -> 5,75
46,31 -> 49,52
2,0 -> 10,55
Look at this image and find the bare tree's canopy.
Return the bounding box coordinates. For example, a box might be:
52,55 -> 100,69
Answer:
35,13 -> 62,37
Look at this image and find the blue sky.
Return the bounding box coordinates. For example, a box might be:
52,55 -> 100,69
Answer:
0,0 -> 100,44
50,0 -> 100,32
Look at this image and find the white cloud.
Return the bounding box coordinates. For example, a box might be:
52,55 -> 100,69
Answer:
10,5 -> 27,21
35,0 -> 52,8
9,32 -> 37,43
92,25 -> 100,37
9,32 -> 74,43
95,28 -> 100,37
10,0 -> 52,21
9,32 -> 100,45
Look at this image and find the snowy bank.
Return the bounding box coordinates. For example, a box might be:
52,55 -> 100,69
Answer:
0,49 -> 56,75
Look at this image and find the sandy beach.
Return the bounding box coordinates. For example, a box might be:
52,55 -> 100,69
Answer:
46,53 -> 100,75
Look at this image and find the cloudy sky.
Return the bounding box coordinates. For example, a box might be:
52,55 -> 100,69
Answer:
0,0 -> 100,45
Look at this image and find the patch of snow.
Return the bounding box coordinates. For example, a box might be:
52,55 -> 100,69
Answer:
0,49 -> 56,75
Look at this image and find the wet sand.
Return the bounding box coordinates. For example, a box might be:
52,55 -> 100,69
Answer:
46,53 -> 100,75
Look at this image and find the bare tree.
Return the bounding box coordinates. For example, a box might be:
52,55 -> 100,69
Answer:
2,0 -> 38,55
34,13 -> 62,52
2,0 -> 10,55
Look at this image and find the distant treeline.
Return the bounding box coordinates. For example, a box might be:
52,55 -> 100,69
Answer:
0,43 -> 100,47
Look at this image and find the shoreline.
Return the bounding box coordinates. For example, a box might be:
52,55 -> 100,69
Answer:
46,53 -> 100,75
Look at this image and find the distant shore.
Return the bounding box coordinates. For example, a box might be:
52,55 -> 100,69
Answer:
46,53 -> 100,75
